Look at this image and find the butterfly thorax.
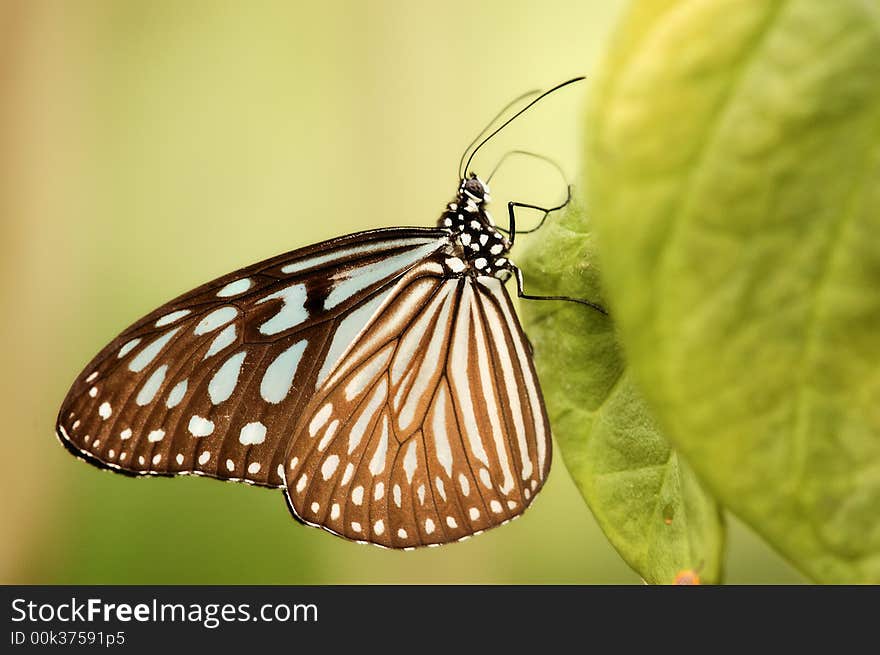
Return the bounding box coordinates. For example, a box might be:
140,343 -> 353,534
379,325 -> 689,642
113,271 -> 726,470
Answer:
438,174 -> 511,280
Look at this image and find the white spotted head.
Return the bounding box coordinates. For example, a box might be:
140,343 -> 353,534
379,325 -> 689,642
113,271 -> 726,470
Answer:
460,174 -> 491,206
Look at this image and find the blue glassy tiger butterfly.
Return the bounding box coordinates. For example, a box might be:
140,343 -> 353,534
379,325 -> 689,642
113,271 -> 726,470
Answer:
56,77 -> 605,549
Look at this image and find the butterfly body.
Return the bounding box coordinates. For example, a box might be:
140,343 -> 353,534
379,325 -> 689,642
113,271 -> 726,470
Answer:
56,172 -> 553,549
438,175 -> 512,282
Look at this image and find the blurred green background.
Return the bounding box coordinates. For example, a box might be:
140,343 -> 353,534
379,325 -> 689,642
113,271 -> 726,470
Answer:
1,0 -> 803,584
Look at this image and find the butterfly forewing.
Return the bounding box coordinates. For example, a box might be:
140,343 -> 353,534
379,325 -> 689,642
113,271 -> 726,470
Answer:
56,229 -> 449,487
283,268 -> 550,547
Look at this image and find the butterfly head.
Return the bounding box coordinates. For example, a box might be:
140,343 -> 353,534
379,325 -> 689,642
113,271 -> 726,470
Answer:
460,173 -> 491,205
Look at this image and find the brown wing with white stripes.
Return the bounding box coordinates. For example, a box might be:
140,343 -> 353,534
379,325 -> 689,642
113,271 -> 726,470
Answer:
55,229 -> 449,488
283,272 -> 551,547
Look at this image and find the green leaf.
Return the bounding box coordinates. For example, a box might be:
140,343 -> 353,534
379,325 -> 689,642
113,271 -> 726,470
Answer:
518,199 -> 725,584
587,0 -> 880,582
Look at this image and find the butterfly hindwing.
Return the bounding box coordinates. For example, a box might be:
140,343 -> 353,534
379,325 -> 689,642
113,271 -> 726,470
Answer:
56,228 -> 449,487
283,270 -> 551,547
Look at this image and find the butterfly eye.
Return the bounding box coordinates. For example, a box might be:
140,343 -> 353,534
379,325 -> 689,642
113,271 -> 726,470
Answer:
463,178 -> 485,200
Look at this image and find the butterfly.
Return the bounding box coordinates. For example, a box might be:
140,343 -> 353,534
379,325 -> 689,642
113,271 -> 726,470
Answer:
55,78 -> 603,549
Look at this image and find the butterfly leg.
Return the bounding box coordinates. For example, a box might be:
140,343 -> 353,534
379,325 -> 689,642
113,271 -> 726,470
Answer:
504,186 -> 605,314
511,264 -> 608,316
505,184 -> 572,248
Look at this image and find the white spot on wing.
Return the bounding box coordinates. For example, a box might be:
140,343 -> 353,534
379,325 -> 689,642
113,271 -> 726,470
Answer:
147,429 -> 165,443
118,338 -> 141,358
317,419 -> 340,452
445,257 -> 465,273
198,451 -> 211,465
344,346 -> 393,401
155,309 -> 191,327
98,402 -> 112,419
136,364 -> 168,406
432,386 -> 453,476
194,307 -> 238,336
239,421 -> 267,445
204,324 -> 236,359
261,340 -> 307,403
257,284 -> 308,335
248,462 -> 261,475
321,455 -> 340,480
435,477 -> 446,501
403,440 -> 418,484
129,328 -> 181,373
347,379 -> 387,454
166,379 -> 188,408
188,415 -> 214,437
368,415 -> 389,475
480,468 -> 492,490
351,485 -> 364,505
309,403 -> 333,436
341,462 -> 354,485
208,351 -> 246,405
217,278 -> 252,297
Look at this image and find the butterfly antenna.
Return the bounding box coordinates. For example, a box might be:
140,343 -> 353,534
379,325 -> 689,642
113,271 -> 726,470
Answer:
457,89 -> 542,180
486,149 -> 566,186
462,76 -> 585,179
